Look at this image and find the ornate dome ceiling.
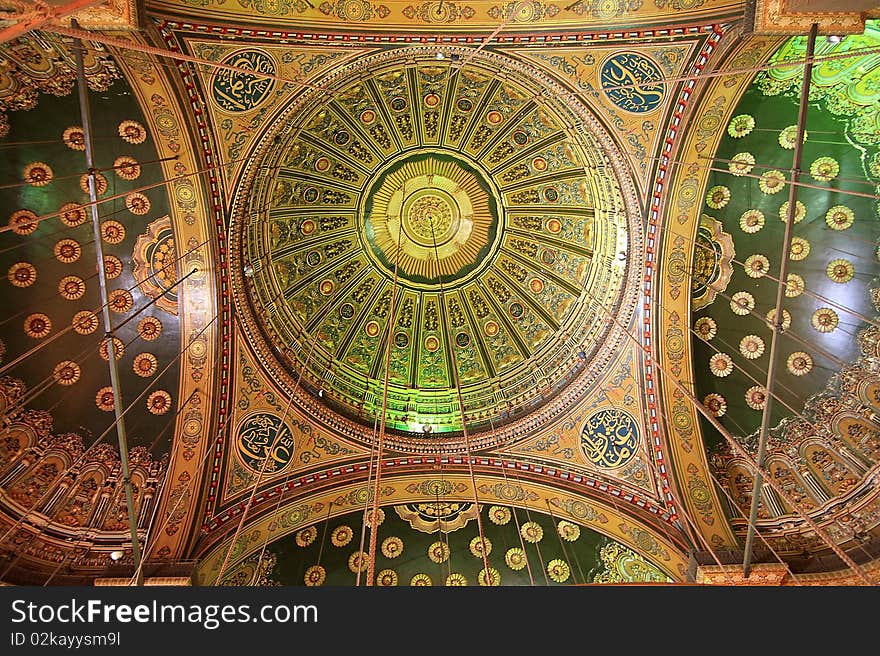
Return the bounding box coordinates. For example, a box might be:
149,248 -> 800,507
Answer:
231,48 -> 640,442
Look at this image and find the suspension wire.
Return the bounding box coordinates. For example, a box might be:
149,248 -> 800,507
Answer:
355,411 -> 380,586
543,498 -> 578,584
0,312 -> 217,557
0,237 -> 208,378
314,501 -> 334,574
697,153 -> 880,188
0,154 -> 179,191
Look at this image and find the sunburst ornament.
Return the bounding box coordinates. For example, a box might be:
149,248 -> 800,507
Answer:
99,336 -> 125,361
103,255 -> 123,279
377,569 -> 398,586
703,393 -> 727,417
758,170 -> 786,194
364,507 -> 385,529
72,310 -> 98,335
739,335 -> 765,360
478,567 -> 501,586
778,200 -> 806,223
62,126 -> 85,151
469,536 -> 492,558
825,205 -> 854,231
557,520 -> 580,542
505,548 -> 527,570
80,172 -> 108,196
296,526 -> 317,548
778,125 -> 807,149
811,308 -> 839,333
53,360 -> 81,386
730,291 -> 755,316
381,536 -> 403,559
54,239 -> 81,264
445,573 -> 467,586
765,308 -> 792,331
547,559 -> 571,583
330,525 -> 353,547
410,573 -> 432,586
95,386 -> 115,412
520,521 -> 543,543
348,551 -> 368,573
739,209 -> 765,234
137,316 -> 163,341
705,185 -> 731,209
488,506 -> 511,525
8,262 -> 37,288
118,120 -> 147,144
745,386 -> 768,410
24,313 -> 52,339
727,114 -> 755,138
125,192 -> 151,216
23,162 -> 53,187
785,274 -> 805,298
787,352 -> 813,376
788,237 -> 810,261
744,254 -> 770,278
709,352 -> 734,377
9,209 -> 38,235
694,317 -> 717,341
826,259 -> 855,283
133,353 -> 158,378
304,565 -> 325,586
728,152 -> 755,176
113,156 -> 141,180
109,289 -> 134,314
58,202 -> 87,227
58,276 -> 86,301
810,156 -> 839,182
147,391 -> 172,415
428,541 -> 450,564
101,220 -> 125,245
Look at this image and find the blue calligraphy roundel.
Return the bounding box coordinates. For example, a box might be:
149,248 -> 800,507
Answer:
212,50 -> 276,113
599,53 -> 665,114
236,412 -> 295,472
580,408 -> 639,469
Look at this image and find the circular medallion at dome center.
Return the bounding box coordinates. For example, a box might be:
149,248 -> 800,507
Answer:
361,152 -> 501,286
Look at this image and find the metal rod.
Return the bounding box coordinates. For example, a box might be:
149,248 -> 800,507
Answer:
742,23 -> 818,580
73,21 -> 143,585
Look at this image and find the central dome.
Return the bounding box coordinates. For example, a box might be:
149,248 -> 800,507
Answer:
231,48 -> 640,444
362,151 -> 502,285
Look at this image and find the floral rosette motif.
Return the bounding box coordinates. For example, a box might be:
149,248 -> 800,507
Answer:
825,205 -> 854,231
778,200 -> 805,223
428,541 -> 450,564
547,559 -> 571,583
296,526 -> 317,548
24,313 -> 51,339
99,336 -> 125,361
364,507 -> 385,528
694,317 -> 717,341
147,390 -> 172,415
381,536 -> 404,559
8,262 -> 36,287
330,525 -> 353,547
788,237 -> 810,261
348,551 -> 368,573
784,274 -> 805,298
125,192 -> 151,216
377,569 -> 398,586
23,162 -> 53,187
727,114 -> 755,138
787,352 -> 813,376
410,574 -> 432,586
469,536 -> 492,558
133,353 -> 158,378
445,573 -> 467,586
478,567 -> 501,586
62,126 -> 85,151
703,393 -> 727,417
72,310 -> 98,335
811,308 -> 839,333
778,125 -> 806,149
730,291 -> 755,316
104,255 -> 123,279
53,360 -> 80,386
54,238 -> 81,264
109,289 -> 133,314
488,505 -> 511,525
9,209 -> 38,235
95,386 -> 115,411
304,565 -> 325,586
58,275 -> 86,301
709,353 -> 734,377
758,170 -> 786,194
520,521 -> 543,544
739,209 -> 765,233
705,185 -> 731,209
59,202 -> 87,227
826,259 -> 854,284
118,120 -> 147,144
557,520 -> 580,542
114,156 -> 141,180
765,308 -> 791,331
80,172 -> 108,195
728,152 -> 755,176
505,548 -> 527,570
101,220 -> 126,245
745,386 -> 768,410
137,316 -> 163,341
810,156 -> 839,181
744,254 -> 769,278
739,335 -> 765,360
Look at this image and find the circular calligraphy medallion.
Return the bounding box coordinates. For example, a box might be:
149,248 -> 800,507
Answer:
580,408 -> 638,469
599,53 -> 665,114
236,412 -> 295,472
211,50 -> 276,113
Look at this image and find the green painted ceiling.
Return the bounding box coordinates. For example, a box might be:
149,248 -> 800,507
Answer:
693,29 -> 880,449
234,48 -> 637,437
0,72 -> 182,456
